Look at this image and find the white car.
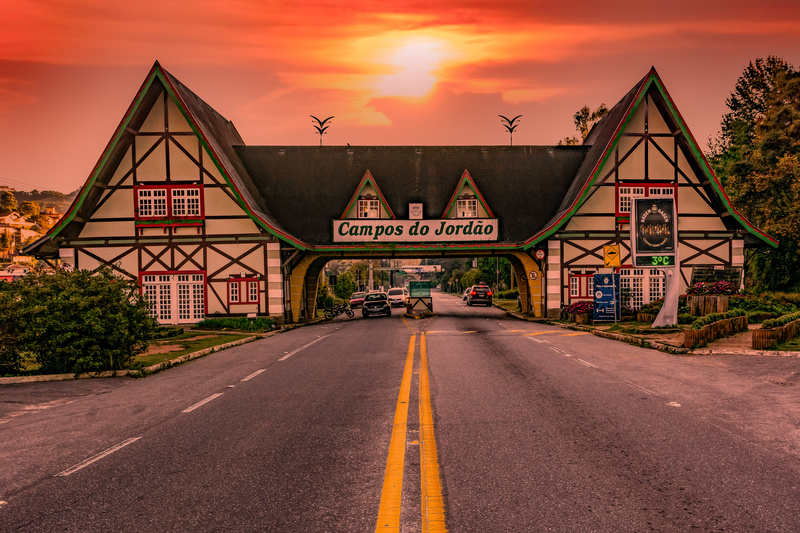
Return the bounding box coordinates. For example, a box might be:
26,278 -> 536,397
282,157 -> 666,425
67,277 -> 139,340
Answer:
387,287 -> 408,308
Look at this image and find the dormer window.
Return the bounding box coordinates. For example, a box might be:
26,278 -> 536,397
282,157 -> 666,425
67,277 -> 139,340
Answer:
456,198 -> 478,218
358,199 -> 380,219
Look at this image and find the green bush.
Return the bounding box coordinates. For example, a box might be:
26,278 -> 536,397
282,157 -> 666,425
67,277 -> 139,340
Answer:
496,289 -> 519,300
761,311 -> 800,330
0,267 -> 156,375
194,317 -> 275,332
690,308 -> 746,330
148,326 -> 185,340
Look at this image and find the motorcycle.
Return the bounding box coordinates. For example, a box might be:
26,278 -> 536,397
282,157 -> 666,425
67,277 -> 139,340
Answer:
323,303 -> 354,320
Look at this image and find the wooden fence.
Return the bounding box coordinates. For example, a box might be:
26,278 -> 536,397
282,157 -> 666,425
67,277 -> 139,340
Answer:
683,316 -> 749,348
752,319 -> 800,350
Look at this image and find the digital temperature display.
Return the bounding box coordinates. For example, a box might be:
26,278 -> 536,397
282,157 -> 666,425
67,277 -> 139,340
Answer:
635,255 -> 675,267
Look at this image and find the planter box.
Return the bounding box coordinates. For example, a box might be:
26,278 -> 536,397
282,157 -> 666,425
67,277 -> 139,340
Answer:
752,319 -> 800,350
684,315 -> 749,348
689,295 -> 730,316
575,313 -> 591,325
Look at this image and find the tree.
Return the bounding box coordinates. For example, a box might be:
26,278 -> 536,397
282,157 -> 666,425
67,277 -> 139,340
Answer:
334,271 -> 357,300
0,267 -> 156,375
709,57 -> 800,290
1,191 -> 18,212
18,201 -> 40,219
559,104 -> 609,145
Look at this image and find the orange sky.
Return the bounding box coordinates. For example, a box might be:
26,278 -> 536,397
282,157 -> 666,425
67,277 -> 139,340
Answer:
1,0 -> 799,193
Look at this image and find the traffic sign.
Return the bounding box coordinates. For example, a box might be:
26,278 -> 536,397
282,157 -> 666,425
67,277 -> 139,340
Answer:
603,244 -> 621,268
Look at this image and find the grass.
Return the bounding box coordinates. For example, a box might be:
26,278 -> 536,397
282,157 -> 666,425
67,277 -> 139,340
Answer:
493,298 -> 520,312
774,337 -> 800,352
135,332 -> 253,367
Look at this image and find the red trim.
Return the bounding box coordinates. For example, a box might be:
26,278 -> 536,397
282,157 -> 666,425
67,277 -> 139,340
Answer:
134,184 -> 205,221
158,67 -> 309,250
340,170 -> 396,220
615,183 -> 677,218
442,169 -> 495,218
568,273 -> 594,302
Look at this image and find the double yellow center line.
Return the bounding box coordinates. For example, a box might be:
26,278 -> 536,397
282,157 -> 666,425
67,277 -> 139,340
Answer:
376,333 -> 447,532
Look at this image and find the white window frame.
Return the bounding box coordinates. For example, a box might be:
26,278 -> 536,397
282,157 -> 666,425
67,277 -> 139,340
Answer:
142,273 -> 205,324
456,198 -> 478,218
619,268 -> 665,310
617,184 -> 675,215
358,199 -> 380,219
172,188 -> 201,217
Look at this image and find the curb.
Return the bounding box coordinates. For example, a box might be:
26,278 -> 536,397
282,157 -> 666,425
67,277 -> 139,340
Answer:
503,310 -> 800,357
0,323 -> 315,385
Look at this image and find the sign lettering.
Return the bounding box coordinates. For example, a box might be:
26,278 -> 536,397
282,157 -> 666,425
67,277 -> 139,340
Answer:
333,219 -> 499,242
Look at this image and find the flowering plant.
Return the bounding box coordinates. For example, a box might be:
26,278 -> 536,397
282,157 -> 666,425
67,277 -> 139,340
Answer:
685,281 -> 740,296
565,300 -> 594,314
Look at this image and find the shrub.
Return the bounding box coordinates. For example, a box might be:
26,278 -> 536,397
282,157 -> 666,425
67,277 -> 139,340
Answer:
496,289 -> 519,300
194,317 -> 275,332
0,267 -> 156,375
690,308 -> 746,329
761,311 -> 800,330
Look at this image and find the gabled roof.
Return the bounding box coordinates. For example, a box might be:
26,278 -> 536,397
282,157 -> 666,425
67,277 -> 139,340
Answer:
233,145 -> 588,248
340,170 -> 396,219
523,67 -> 777,249
441,170 -> 495,218
26,61 -> 307,257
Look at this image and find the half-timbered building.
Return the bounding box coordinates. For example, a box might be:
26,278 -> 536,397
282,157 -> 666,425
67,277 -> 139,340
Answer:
26,62 -> 775,323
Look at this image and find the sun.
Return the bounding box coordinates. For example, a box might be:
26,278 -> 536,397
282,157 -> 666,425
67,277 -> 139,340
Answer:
373,40 -> 449,99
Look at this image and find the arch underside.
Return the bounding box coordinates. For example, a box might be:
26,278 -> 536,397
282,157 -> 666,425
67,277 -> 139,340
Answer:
288,250 -> 544,323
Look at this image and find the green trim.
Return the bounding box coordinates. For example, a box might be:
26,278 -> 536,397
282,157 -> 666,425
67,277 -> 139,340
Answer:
47,66 -> 162,240
442,170 -> 494,219
155,70 -> 308,251
523,70 -> 777,250
340,170 -> 395,220
648,79 -> 777,248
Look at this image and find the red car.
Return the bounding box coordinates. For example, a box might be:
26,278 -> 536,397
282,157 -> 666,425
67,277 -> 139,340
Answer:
349,291 -> 366,309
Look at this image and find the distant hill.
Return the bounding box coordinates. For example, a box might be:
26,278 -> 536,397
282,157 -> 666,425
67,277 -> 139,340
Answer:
12,189 -> 78,214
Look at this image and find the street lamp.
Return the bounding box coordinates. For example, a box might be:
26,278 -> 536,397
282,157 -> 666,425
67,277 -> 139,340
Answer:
498,114 -> 522,146
310,115 -> 334,146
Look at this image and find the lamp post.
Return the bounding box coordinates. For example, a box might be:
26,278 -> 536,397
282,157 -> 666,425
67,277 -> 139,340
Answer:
310,115 -> 334,146
498,114 -> 522,146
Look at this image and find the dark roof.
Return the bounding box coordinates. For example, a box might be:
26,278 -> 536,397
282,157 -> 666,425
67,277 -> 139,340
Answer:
233,145 -> 589,246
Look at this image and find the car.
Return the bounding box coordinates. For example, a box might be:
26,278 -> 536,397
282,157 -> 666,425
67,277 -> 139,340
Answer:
349,291 -> 366,309
362,291 -> 391,318
387,287 -> 408,308
466,284 -> 493,306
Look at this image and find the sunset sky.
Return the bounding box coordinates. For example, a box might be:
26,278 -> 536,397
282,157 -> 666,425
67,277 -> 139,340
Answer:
1,0 -> 799,193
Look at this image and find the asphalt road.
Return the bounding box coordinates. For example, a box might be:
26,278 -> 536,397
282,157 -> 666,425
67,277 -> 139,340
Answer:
2,292 -> 800,532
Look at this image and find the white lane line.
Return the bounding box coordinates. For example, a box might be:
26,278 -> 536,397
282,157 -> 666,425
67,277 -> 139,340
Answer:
621,380 -> 657,396
241,369 -> 266,382
551,347 -> 566,354
278,334 -> 332,361
182,393 -> 224,413
55,437 -> 141,477
576,359 -> 598,369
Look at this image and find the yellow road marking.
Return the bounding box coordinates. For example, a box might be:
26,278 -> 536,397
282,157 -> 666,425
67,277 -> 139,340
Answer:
561,332 -> 590,336
419,333 -> 447,532
524,331 -> 560,336
376,335 -> 416,532
461,330 -> 477,334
